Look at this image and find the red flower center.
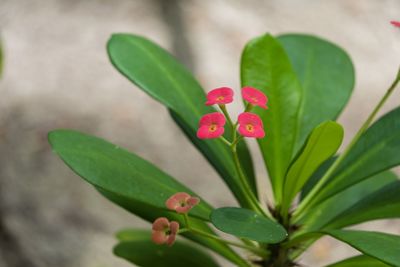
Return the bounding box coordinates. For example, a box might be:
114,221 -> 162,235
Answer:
217,96 -> 225,101
209,124 -> 218,132
251,97 -> 258,102
246,124 -> 254,132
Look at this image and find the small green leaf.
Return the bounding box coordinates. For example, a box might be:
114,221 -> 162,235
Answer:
325,255 -> 391,267
277,34 -> 354,153
326,230 -> 400,267
107,33 -> 257,208
113,229 -> 221,267
325,178 -> 400,229
240,33 -> 302,203
298,171 -> 397,233
282,121 -> 343,212
309,107 -> 400,207
48,129 -> 211,220
210,207 -> 287,243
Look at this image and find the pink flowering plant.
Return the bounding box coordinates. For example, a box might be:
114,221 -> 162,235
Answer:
48,24 -> 400,267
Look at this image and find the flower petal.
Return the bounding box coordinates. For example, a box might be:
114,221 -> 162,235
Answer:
187,197 -> 200,207
197,124 -> 224,139
242,86 -> 268,109
152,217 -> 169,231
166,192 -> 190,210
169,221 -> 180,235
175,205 -> 192,213
205,87 -> 234,105
166,234 -> 177,246
199,112 -> 226,127
238,124 -> 265,138
152,230 -> 168,244
252,125 -> 265,138
238,112 -> 263,126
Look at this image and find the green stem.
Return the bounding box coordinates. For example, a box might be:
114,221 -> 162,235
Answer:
293,67 -> 400,221
190,228 -> 269,258
219,102 -> 269,217
231,144 -> 270,217
219,104 -> 234,127
219,136 -> 232,146
183,213 -> 190,228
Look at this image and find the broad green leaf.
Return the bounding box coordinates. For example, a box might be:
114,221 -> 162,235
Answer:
99,189 -> 249,266
326,230 -> 400,267
210,207 -> 287,243
326,255 -> 391,267
298,171 -> 397,233
277,34 -> 355,153
240,33 -> 302,203
281,121 -> 343,212
307,107 -> 400,208
113,229 -> 220,267
48,130 -> 247,265
325,178 -> 400,229
107,33 -> 257,208
48,129 -> 211,220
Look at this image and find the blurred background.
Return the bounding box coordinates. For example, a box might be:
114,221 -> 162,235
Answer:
0,0 -> 399,266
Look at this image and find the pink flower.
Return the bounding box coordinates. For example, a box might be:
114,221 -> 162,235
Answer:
238,112 -> 265,138
152,217 -> 180,246
205,87 -> 234,106
197,112 -> 226,139
391,21 -> 400,28
242,86 -> 268,109
166,192 -> 200,213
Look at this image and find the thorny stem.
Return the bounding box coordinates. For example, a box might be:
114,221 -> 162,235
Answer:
293,66 -> 400,221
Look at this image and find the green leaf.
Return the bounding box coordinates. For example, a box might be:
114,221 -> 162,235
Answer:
325,177 -> 400,229
308,107 -> 400,208
300,157 -> 337,200
277,34 -> 354,153
298,171 -> 397,233
325,255 -> 391,267
49,129 -> 247,266
107,33 -> 257,208
240,33 -> 302,203
326,230 -> 400,267
98,189 -> 249,266
113,229 -> 220,267
282,121 -> 343,212
48,129 -> 211,220
210,207 -> 287,243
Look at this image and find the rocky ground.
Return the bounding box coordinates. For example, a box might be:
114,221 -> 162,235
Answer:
0,0 -> 399,266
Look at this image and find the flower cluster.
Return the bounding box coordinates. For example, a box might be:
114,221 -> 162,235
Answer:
197,86 -> 268,140
151,192 -> 200,246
